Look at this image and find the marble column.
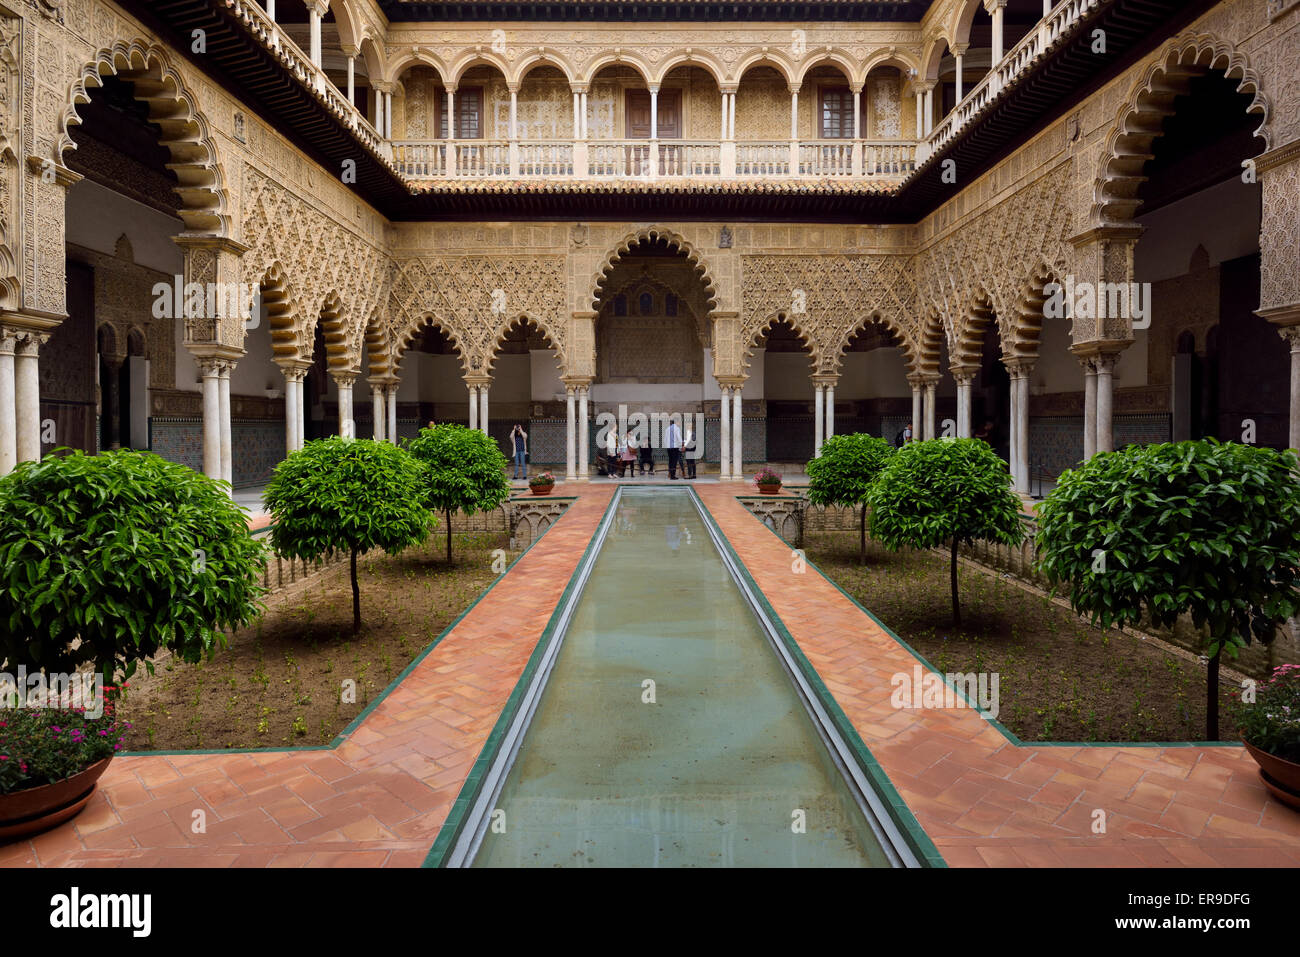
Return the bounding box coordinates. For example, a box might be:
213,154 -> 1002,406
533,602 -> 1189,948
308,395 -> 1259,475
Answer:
334,372 -> 356,439
1005,363 -> 1033,494
813,383 -> 825,458
199,358 -> 222,481
0,331 -> 15,474
953,368 -> 975,439
467,384 -> 478,430
825,382 -> 835,439
909,378 -> 923,441
989,0 -> 1007,64
387,384 -> 399,444
14,333 -> 44,465
719,386 -> 732,480
218,364 -> 233,486
371,382 -> 386,441
1095,353 -> 1118,454
1282,327 -> 1300,451
577,385 -> 589,480
306,0 -> 325,67
1079,356 -> 1097,460
732,388 -> 743,478
923,379 -> 937,441
478,385 -> 489,437
565,385 -> 576,481
282,366 -> 307,456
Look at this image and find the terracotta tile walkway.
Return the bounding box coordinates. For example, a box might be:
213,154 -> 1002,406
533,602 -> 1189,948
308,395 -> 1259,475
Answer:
5,480 -> 1298,867
0,484 -> 613,868
693,485 -> 1300,867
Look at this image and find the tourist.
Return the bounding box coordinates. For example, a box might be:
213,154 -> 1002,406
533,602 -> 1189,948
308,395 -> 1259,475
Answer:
510,423 -> 528,480
638,434 -> 655,475
605,428 -> 618,477
896,422 -> 914,447
621,432 -> 638,477
664,418 -> 683,479
682,423 -> 697,479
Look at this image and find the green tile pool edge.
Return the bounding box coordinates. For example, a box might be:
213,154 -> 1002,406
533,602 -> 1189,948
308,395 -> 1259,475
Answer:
741,501 -> 1243,752
423,490 -> 622,867
117,500 -> 582,759
693,491 -> 946,869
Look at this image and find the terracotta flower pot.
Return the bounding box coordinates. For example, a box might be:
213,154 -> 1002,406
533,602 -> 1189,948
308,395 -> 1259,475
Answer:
0,757 -> 113,844
757,484 -> 782,495
530,484 -> 554,496
1242,739 -> 1300,810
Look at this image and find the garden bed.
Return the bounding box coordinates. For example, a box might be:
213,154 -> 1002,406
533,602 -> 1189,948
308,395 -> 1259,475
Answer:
803,531 -> 1241,744
118,532 -> 514,751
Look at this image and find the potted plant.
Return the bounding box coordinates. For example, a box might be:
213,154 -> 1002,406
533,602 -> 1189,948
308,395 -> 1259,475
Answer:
754,467 -> 783,494
529,471 -> 556,496
0,705 -> 130,842
1235,664 -> 1300,809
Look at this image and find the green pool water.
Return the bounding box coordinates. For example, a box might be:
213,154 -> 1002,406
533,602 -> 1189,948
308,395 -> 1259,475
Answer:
471,487 -> 896,867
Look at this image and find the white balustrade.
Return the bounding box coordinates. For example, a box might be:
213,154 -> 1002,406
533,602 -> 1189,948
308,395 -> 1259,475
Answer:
734,142 -> 791,177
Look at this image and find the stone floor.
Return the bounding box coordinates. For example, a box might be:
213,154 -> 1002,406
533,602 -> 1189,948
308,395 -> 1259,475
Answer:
3,480 -> 1297,867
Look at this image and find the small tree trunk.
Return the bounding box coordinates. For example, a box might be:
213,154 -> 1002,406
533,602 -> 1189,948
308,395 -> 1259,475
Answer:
859,503 -> 867,565
350,545 -> 361,635
446,508 -> 453,564
1207,645 -> 1221,741
950,536 -> 961,628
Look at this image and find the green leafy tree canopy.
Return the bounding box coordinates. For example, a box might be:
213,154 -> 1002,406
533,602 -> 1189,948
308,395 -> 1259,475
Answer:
265,438 -> 433,633
0,449 -> 266,684
805,433 -> 895,563
406,423 -> 511,562
1035,439 -> 1300,739
868,437 -> 1025,625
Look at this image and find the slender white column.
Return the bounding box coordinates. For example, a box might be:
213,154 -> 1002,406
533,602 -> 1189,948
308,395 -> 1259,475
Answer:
565,386 -> 576,481
508,89 -> 518,140
728,92 -> 736,139
1282,328 -> 1300,451
346,54 -> 356,103
1043,0 -> 1050,14
915,89 -> 924,138
375,87 -> 383,129
385,92 -> 393,138
335,373 -> 357,440
813,383 -> 825,458
955,53 -> 964,102
372,384 -> 386,441
923,87 -> 933,135
296,374 -> 306,451
282,367 -> 304,456
467,383 -> 478,431
790,90 -> 798,139
991,0 -> 1006,64
446,90 -> 457,174
0,332 -> 16,474
719,386 -> 731,480
578,386 -> 589,480
1095,354 -> 1117,454
720,92 -> 728,140
580,92 -> 588,138
954,370 -> 974,438
306,1 -> 323,67
910,381 -> 923,441
649,87 -> 658,139
923,381 -> 937,441
199,359 -> 222,480
267,0 -> 276,21
732,388 -> 743,479
479,386 -> 489,437
853,91 -> 861,139
387,384 -> 398,443
1015,372 -> 1031,494
572,91 -> 581,138
825,384 -> 835,439
14,333 -> 43,465
1081,356 -> 1097,460
218,364 -> 233,487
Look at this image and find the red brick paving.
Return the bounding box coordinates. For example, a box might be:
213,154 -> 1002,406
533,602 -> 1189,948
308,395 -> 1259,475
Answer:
692,484 -> 1300,867
5,480 -> 1298,867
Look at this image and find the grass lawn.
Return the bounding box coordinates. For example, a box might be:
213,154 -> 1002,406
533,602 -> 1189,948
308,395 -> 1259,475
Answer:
117,531 -> 513,751
803,531 -> 1241,744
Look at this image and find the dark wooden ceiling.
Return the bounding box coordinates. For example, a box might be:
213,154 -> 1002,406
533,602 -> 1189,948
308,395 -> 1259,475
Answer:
379,0 -> 933,20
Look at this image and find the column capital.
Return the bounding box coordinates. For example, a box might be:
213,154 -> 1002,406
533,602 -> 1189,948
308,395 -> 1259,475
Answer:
1279,326 -> 1300,351
13,331 -> 48,357
1259,303 -> 1300,329
464,374 -> 492,388
372,79 -> 395,95
171,233 -> 251,258
715,375 -> 747,390
983,0 -> 1008,11
787,84 -> 802,95
950,366 -> 978,386
340,43 -> 360,58
1070,338 -> 1134,361
720,84 -> 738,95
303,0 -> 331,14
811,373 -> 840,388
196,356 -> 237,377
1001,356 -> 1035,378
950,42 -> 969,57
332,371 -> 360,387
0,329 -> 16,356
569,82 -> 589,95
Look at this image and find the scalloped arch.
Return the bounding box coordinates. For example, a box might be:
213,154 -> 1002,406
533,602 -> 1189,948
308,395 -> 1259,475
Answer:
744,312 -> 818,374
484,313 -> 563,376
58,41 -> 230,237
1091,33 -> 1269,227
393,313 -> 468,377
588,227 -> 719,314
830,311 -> 918,375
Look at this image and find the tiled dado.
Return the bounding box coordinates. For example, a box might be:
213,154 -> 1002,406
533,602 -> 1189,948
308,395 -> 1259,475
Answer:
692,485 -> 1300,867
0,484 -> 614,868
149,417 -> 285,488
1030,414 -> 1172,480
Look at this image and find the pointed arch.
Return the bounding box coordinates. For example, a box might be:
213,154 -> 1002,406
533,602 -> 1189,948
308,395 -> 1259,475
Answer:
58,40 -> 230,236
1091,33 -> 1269,227
393,313 -> 467,377
485,313 -> 562,376
744,312 -> 818,375
831,310 -> 919,374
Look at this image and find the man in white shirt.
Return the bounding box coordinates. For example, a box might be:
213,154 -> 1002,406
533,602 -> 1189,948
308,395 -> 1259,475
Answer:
664,419 -> 683,479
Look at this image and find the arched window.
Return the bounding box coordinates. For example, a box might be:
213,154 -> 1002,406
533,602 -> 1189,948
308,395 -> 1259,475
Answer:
639,291 -> 654,315
613,294 -> 627,316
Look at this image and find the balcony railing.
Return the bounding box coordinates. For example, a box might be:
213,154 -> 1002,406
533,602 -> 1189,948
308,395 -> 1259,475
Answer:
917,0 -> 1101,166
394,138 -> 917,183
